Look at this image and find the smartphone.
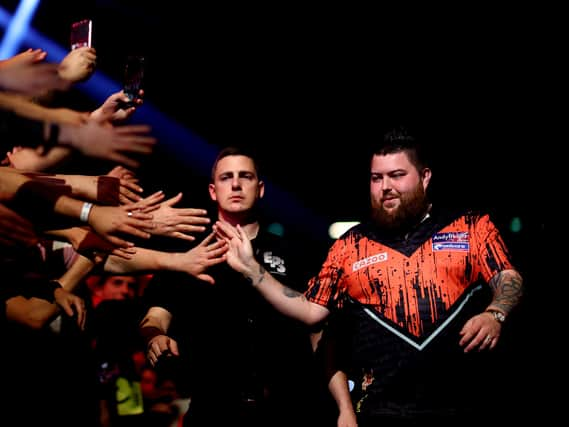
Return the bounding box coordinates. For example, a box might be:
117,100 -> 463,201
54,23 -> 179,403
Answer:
70,19 -> 92,50
121,55 -> 145,107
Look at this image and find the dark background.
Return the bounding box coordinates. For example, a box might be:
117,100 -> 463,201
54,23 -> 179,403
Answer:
3,1 -> 548,265
1,0 -> 552,417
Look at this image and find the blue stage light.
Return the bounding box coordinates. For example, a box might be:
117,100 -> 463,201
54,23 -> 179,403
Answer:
0,0 -> 40,59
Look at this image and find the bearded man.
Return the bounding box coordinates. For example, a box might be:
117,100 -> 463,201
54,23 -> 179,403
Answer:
216,126 -> 525,427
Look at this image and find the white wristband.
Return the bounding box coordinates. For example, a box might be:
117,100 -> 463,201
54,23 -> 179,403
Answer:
80,202 -> 93,223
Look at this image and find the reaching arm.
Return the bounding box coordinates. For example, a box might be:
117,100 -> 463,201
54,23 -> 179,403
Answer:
48,227 -> 227,283
4,253 -> 93,330
52,196 -> 154,247
130,191 -> 210,241
0,91 -> 156,169
3,145 -> 73,172
0,49 -> 70,96
139,306 -> 179,366
2,169 -> 154,248
0,91 -> 86,125
20,172 -> 143,206
103,231 -> 228,284
214,220 -> 329,325
57,118 -> 157,169
45,226 -> 136,262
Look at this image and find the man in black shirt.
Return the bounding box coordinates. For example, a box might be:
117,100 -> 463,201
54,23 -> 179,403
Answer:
139,147 -> 323,426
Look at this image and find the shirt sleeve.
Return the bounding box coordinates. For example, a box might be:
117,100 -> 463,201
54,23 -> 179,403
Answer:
304,237 -> 347,309
471,213 -> 515,282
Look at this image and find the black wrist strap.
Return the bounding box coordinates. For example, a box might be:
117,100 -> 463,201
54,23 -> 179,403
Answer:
28,279 -> 63,303
46,280 -> 63,303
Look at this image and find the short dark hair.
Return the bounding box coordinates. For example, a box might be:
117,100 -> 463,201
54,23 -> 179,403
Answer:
210,146 -> 261,182
373,126 -> 429,171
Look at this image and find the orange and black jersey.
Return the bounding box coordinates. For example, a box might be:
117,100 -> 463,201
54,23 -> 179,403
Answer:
306,208 -> 513,343
307,207 -> 515,419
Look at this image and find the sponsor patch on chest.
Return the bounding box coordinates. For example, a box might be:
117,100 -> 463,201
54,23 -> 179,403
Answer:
263,251 -> 286,274
432,231 -> 469,251
352,252 -> 388,271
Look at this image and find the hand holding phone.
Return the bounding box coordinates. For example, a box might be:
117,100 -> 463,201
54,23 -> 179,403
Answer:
119,55 -> 145,109
70,19 -> 92,50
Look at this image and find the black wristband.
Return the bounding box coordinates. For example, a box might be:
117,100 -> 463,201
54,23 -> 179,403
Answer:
28,279 -> 63,303
46,280 -> 63,303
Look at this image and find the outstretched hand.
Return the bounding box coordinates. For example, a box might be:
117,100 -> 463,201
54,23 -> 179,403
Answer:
173,231 -> 228,284
64,118 -> 157,169
88,204 -> 154,248
213,220 -> 255,275
144,192 -> 210,241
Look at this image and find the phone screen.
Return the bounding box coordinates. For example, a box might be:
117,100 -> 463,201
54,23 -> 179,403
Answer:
70,19 -> 92,50
123,55 -> 145,102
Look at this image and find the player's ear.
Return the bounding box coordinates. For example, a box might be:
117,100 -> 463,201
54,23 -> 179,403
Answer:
208,183 -> 217,201
257,180 -> 265,199
421,168 -> 431,190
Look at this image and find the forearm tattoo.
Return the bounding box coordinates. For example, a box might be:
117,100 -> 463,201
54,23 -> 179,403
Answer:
488,269 -> 523,315
283,287 -> 306,301
247,265 -> 306,301
247,265 -> 266,287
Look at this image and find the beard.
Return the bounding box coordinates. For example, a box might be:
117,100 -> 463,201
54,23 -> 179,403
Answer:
370,184 -> 429,232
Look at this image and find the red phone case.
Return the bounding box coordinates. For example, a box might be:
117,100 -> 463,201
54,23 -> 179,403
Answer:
70,19 -> 92,50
